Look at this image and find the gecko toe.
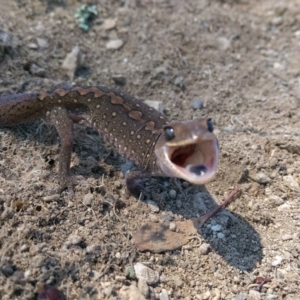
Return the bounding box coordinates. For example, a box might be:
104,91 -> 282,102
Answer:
57,175 -> 83,196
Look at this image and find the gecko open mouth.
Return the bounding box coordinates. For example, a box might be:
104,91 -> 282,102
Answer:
156,138 -> 219,185
169,140 -> 218,182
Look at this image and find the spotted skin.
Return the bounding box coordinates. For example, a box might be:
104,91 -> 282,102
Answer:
0,84 -> 218,196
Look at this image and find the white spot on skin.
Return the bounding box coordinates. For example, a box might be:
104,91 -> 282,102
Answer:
123,122 -> 127,126
114,138 -> 117,141
58,99 -> 61,103
130,131 -> 134,135
87,98 -> 91,102
146,154 -> 150,157
96,104 -> 100,108
112,112 -> 117,117
74,99 -> 77,103
137,135 -> 141,139
146,139 -> 150,144
103,115 -> 106,119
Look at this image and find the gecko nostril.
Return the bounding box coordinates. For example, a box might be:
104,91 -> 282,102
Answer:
207,118 -> 214,132
190,165 -> 207,176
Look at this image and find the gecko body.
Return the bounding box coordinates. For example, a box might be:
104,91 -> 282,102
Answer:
0,84 -> 219,195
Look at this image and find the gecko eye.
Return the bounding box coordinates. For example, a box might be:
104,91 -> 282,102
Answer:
164,126 -> 175,141
207,118 -> 214,132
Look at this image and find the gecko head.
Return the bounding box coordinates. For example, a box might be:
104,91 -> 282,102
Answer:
155,117 -> 219,185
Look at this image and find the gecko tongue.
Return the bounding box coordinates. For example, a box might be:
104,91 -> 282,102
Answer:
189,165 -> 207,175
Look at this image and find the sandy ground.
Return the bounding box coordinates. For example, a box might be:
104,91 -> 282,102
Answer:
0,0 -> 300,299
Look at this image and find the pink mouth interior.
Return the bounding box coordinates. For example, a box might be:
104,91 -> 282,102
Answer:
169,142 -> 216,176
171,144 -> 195,166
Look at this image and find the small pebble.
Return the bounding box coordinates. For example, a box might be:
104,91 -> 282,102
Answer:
211,224 -> 222,232
43,194 -> 60,202
144,100 -> 164,113
106,39 -> 124,50
29,63 -> 46,77
1,265 -> 14,276
172,276 -> 183,287
134,263 -> 160,285
169,222 -> 176,231
20,244 -> 28,252
138,279 -> 149,298
191,99 -> 204,110
62,45 -> 81,81
283,175 -> 300,192
102,18 -> 117,30
112,74 -> 126,85
272,256 -> 283,267
282,234 -> 292,241
115,275 -> 126,282
248,289 -> 261,300
217,36 -> 231,50
149,214 -> 159,223
28,42 -> 38,49
217,232 -> 225,239
68,235 -> 82,246
160,289 -> 169,300
36,38 -> 49,49
83,193 -> 93,206
86,244 -> 101,254
202,290 -> 211,300
169,189 -> 177,199
235,293 -> 247,300
119,285 -> 146,300
199,243 -> 210,255
147,200 -> 160,213
255,172 -> 272,184
174,76 -> 184,86
268,195 -> 284,207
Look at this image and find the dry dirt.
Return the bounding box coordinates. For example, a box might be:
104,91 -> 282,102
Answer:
0,0 -> 300,299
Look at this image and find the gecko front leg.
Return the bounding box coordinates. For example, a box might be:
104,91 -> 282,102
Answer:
48,106 -> 78,195
125,170 -> 154,199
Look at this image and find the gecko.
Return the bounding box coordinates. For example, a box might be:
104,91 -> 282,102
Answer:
0,83 -> 219,203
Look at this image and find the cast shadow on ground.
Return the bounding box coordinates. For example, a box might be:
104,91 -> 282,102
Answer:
134,181 -> 263,273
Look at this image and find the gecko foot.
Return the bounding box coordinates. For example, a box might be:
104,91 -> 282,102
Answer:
56,175 -> 83,196
125,171 -> 150,199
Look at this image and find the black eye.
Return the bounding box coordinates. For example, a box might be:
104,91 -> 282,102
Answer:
207,118 -> 214,132
164,126 -> 175,141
